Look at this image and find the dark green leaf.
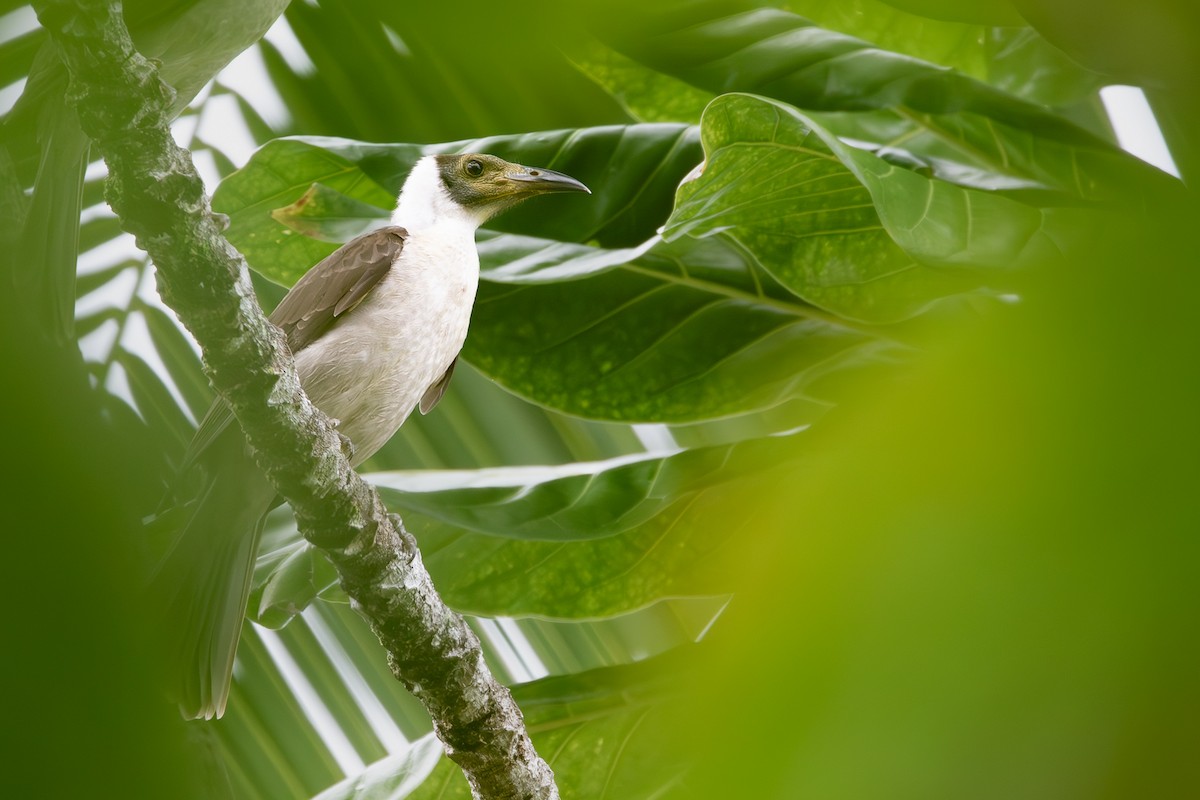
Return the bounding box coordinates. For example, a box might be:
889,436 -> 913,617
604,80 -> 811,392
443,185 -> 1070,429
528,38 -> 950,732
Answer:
252,431 -> 836,619
463,261 -> 877,421
409,485 -> 740,618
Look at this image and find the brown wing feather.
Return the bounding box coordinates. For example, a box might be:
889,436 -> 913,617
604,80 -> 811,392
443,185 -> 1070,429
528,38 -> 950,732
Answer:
180,226 -> 407,470
270,225 -> 408,353
419,356 -> 457,415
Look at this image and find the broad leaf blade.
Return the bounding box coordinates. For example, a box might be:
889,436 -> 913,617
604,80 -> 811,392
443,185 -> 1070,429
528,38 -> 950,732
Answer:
664,94 -> 1058,321
463,263 -> 878,421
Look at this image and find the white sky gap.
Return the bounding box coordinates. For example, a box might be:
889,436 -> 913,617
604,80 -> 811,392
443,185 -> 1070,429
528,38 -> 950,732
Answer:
255,625 -> 367,777
304,606 -> 412,754
473,618 -> 535,684
496,618 -> 550,681
1100,85 -> 1180,178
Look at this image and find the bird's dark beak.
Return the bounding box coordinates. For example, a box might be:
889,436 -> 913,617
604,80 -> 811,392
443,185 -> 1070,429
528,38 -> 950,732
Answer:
506,164 -> 591,195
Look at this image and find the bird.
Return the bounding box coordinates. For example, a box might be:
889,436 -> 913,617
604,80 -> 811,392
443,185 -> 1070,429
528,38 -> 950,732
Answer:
155,152 -> 590,719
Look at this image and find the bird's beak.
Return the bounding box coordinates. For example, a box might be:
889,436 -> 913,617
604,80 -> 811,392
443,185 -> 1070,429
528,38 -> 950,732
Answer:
505,164 -> 591,196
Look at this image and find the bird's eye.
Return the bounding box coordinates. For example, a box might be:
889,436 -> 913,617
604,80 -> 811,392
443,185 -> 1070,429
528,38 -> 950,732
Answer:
464,159 -> 484,177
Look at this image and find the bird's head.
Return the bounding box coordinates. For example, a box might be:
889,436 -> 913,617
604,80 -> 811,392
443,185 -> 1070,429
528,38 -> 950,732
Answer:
393,153 -> 590,230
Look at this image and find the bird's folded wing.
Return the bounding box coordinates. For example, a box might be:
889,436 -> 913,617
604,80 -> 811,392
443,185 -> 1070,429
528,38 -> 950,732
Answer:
270,225 -> 408,352
419,356 -> 457,414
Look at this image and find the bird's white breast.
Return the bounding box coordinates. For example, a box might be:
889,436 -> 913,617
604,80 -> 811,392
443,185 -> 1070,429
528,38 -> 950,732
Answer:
293,222 -> 479,466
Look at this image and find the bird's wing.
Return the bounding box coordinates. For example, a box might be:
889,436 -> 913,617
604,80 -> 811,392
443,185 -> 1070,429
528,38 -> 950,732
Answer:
178,226 -> 408,472
270,225 -> 408,352
419,356 -> 458,414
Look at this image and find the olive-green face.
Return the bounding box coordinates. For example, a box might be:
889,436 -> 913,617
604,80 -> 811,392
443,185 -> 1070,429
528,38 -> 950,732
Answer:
433,153 -> 589,216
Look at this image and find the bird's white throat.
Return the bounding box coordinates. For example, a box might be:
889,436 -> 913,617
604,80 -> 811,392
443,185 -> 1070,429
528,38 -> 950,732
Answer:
391,156 -> 489,233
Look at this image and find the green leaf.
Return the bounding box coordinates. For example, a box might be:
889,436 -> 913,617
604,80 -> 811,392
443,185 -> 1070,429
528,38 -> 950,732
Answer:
789,1 -> 1104,108
475,229 -> 659,284
575,1 -> 1102,131
663,94 -> 1063,321
984,26 -> 1107,108
790,0 -> 988,80
407,487 -> 736,618
463,253 -> 879,421
593,2 -> 1074,132
570,38 -> 714,125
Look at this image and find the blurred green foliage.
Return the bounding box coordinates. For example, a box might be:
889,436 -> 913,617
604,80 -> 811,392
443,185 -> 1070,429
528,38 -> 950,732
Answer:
675,196 -> 1200,798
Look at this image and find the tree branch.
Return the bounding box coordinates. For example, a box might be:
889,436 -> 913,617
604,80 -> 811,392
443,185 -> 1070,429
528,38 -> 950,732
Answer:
33,1 -> 558,797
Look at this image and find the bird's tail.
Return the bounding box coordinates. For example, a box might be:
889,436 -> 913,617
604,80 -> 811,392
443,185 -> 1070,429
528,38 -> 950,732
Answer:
150,464 -> 276,720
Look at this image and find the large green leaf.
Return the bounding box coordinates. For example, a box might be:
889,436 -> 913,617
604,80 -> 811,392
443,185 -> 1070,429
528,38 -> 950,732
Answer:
463,256 -> 879,420
574,0 -> 1104,135
591,0 -> 1161,200
663,94 -> 1065,321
